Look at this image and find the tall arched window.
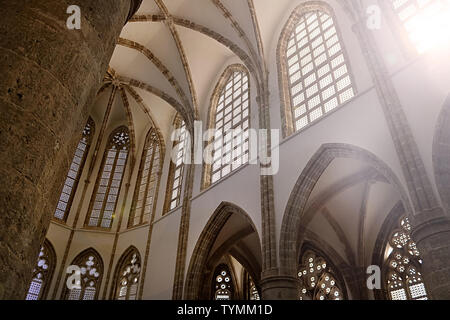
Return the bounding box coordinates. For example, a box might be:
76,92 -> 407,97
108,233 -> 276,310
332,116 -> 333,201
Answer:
129,129 -> 162,227
63,248 -> 103,300
86,126 -> 130,229
163,115 -> 187,213
54,118 -> 95,222
26,239 -> 56,300
278,4 -> 355,136
384,216 -> 428,300
212,264 -> 234,300
111,247 -> 141,300
391,0 -> 450,53
204,65 -> 250,187
298,250 -> 344,300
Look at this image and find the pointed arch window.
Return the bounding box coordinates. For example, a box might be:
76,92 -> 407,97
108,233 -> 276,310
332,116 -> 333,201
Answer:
391,0 -> 450,53
129,129 -> 162,227
205,65 -> 250,187
213,264 -> 234,300
63,249 -> 103,300
54,118 -> 95,221
163,116 -> 187,213
298,250 -> 343,300
244,272 -> 260,300
278,4 -> 355,135
26,240 -> 56,300
86,126 -> 130,229
384,216 -> 428,300
112,247 -> 141,300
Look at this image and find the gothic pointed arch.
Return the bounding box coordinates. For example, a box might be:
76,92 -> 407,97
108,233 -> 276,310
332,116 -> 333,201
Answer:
62,248 -> 104,300
110,246 -> 142,300
297,243 -> 347,300
277,1 -> 356,137
128,127 -> 164,227
54,117 -> 95,222
372,202 -> 429,300
184,202 -> 261,300
25,239 -> 56,300
279,143 -> 412,277
202,64 -> 251,190
163,114 -> 188,214
85,125 -> 131,229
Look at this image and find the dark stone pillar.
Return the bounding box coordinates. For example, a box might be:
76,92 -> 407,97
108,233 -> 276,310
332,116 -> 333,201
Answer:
412,212 -> 450,299
260,275 -> 299,300
0,0 -> 141,299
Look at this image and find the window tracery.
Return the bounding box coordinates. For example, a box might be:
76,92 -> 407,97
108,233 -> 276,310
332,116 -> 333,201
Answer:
298,250 -> 343,300
385,217 -> 428,300
54,118 -> 95,221
26,240 -> 56,300
213,264 -> 234,300
63,249 -> 103,300
86,126 -> 130,229
113,248 -> 141,300
129,129 -> 161,227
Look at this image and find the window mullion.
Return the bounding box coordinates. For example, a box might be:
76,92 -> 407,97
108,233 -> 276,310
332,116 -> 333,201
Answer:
140,141 -> 156,225
98,148 -> 119,228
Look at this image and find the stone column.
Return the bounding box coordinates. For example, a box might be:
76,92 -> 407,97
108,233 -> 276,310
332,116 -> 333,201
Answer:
412,212 -> 450,299
0,0 -> 142,299
260,275 -> 299,300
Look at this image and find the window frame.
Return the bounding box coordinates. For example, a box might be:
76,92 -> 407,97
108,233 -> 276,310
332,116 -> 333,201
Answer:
110,246 -> 142,300
61,248 -> 104,300
382,216 -> 428,300
53,117 -> 95,223
128,128 -> 164,228
25,239 -> 56,300
385,0 -> 446,56
297,245 -> 347,300
201,64 -> 251,190
163,115 -> 188,214
277,2 -> 357,137
212,263 -> 235,301
84,126 -> 130,230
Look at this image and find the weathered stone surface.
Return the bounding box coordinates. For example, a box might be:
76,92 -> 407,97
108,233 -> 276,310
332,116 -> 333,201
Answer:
0,0 -> 135,299
412,213 -> 450,299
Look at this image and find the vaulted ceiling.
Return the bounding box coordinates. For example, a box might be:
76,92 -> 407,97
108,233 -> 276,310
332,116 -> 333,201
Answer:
95,0 -> 359,140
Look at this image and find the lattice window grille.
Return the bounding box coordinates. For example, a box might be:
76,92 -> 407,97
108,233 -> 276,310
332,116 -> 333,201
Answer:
286,10 -> 355,132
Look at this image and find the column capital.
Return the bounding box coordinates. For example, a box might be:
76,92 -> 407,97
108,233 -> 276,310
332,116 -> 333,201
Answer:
411,208 -> 450,244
